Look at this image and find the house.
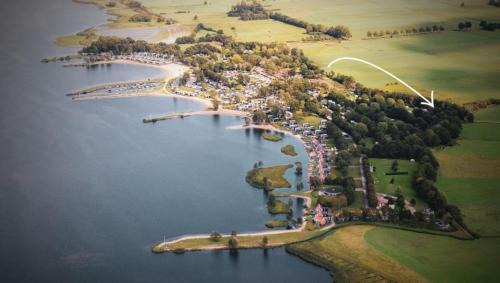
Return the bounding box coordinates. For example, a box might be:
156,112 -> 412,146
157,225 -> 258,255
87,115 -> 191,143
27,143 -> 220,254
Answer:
313,203 -> 326,226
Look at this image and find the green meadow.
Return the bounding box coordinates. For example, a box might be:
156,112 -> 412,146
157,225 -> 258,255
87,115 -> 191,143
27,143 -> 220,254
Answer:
365,227 -> 500,282
370,159 -> 425,207
435,106 -> 500,236
274,0 -> 500,103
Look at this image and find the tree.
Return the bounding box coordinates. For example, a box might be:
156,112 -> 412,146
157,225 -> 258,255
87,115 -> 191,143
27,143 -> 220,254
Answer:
231,230 -> 237,237
210,231 -> 222,242
261,236 -> 269,247
310,176 -> 322,190
253,110 -> 267,124
228,236 -> 239,249
391,160 -> 399,172
366,31 -> 372,37
458,22 -> 465,31
295,162 -> 303,175
297,182 -> 304,190
268,194 -> 276,206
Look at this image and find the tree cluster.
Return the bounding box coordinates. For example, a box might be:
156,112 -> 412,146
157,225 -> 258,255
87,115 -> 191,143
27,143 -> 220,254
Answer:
488,0 -> 500,7
269,12 -> 351,40
457,21 -> 472,31
81,36 -> 181,57
227,1 -> 269,20
479,20 -> 500,31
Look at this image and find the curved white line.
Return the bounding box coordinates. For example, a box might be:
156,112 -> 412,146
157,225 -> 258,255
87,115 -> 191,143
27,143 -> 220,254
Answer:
327,57 -> 434,108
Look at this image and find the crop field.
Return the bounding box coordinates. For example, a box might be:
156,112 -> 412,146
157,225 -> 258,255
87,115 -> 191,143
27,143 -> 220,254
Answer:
365,227 -> 500,282
435,106 -> 500,236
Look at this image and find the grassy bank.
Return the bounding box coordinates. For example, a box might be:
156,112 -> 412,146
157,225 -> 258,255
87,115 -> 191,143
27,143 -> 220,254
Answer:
245,164 -> 293,190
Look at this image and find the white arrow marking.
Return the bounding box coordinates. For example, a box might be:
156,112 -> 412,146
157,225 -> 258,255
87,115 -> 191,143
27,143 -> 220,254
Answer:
327,57 -> 435,108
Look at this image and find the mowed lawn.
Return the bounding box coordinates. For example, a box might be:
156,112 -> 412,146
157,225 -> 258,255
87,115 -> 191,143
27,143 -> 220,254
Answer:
370,159 -> 424,207
435,106 -> 500,236
365,227 -> 500,282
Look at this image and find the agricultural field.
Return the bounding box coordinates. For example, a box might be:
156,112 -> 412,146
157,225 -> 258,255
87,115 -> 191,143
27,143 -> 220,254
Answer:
365,226 -> 500,282
288,225 -> 425,282
435,106 -> 500,236
273,0 -> 500,103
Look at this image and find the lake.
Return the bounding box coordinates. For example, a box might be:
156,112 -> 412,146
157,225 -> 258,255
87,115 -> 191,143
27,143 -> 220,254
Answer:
0,0 -> 331,282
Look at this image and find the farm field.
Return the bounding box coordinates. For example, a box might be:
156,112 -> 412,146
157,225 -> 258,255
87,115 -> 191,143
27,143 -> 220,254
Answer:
435,106 -> 500,236
365,227 -> 500,282
288,225 -> 426,282
273,0 -> 500,103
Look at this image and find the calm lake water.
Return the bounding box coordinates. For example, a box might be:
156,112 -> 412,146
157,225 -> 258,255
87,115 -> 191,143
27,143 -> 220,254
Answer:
0,0 -> 331,282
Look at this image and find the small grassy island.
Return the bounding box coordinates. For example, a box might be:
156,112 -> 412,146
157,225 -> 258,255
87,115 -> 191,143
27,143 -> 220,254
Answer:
245,164 -> 293,190
262,132 -> 283,142
267,199 -> 292,214
281,144 -> 298,156
265,220 -> 289,228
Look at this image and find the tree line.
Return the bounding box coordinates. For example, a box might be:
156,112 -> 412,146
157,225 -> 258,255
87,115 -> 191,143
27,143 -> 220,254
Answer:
361,157 -> 377,207
480,20 -> 500,31
366,25 -> 444,38
269,12 -> 351,40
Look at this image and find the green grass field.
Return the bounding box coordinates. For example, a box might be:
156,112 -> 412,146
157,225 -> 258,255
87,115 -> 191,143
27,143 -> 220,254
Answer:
274,0 -> 500,103
365,227 -> 500,282
434,106 -> 500,236
474,105 -> 500,122
370,159 -> 425,207
289,225 -> 425,282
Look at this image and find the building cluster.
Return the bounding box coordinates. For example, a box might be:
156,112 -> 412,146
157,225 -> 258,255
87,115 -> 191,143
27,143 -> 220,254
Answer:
279,118 -> 335,182
170,68 -> 279,110
114,52 -> 175,65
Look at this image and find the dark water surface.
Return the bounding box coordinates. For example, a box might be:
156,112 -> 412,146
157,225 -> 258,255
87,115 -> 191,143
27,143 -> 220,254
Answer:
0,0 -> 331,282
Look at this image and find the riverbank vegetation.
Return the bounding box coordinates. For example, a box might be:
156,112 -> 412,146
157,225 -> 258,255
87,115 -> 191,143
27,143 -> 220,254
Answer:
245,164 -> 293,190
